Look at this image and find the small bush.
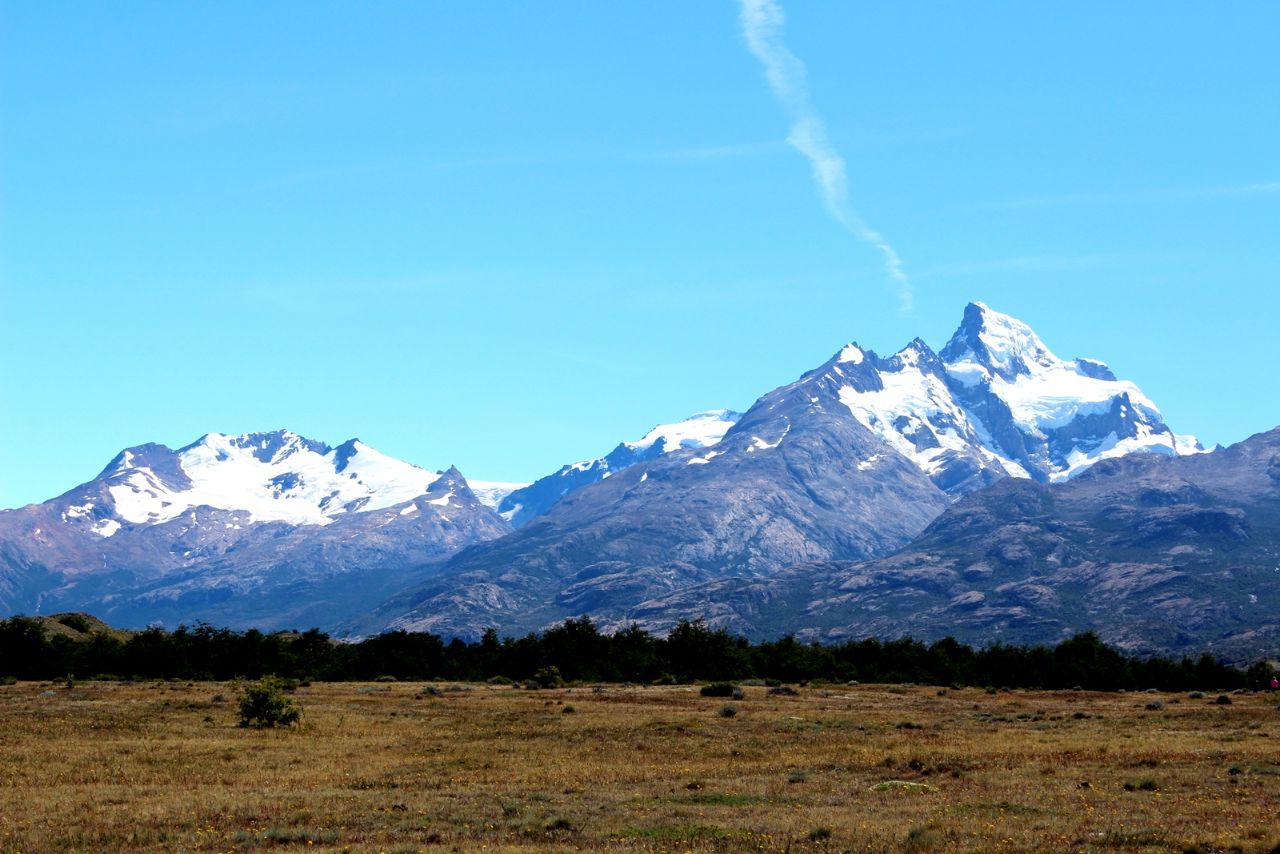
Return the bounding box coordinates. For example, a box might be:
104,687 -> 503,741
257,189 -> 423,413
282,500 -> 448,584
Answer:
808,827 -> 832,842
768,685 -> 798,696
904,826 -> 939,852
56,614 -> 92,633
534,666 -> 564,689
375,675 -> 398,683
561,705 -> 576,714
1123,779 -> 1158,792
719,705 -> 737,718
237,676 -> 302,729
700,682 -> 739,698
1213,694 -> 1233,705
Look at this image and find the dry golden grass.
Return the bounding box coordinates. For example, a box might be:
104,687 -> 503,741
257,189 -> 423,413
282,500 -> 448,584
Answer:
1,680 -> 1278,852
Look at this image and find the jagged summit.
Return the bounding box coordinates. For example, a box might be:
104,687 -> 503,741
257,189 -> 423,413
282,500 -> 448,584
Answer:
824,302 -> 1203,488
627,410 -> 743,455
941,301 -> 1057,381
497,409 -> 742,527
68,430 -> 468,533
0,429 -> 514,629
0,301 -> 1218,638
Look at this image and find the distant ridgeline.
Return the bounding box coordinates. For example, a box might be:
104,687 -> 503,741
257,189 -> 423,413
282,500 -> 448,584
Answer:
1,614 -> 1273,692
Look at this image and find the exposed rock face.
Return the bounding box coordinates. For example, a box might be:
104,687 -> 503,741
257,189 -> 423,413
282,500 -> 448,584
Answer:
497,410 -> 741,526
2,303 -> 1211,640
936,302 -> 1200,482
0,433 -> 510,630
364,345 -> 976,639
366,303 -> 1204,640
622,427 -> 1280,661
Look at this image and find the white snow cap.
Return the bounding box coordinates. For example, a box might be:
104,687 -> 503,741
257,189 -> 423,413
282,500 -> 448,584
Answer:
106,430 -> 445,527
837,344 -> 865,364
944,302 -> 1169,433
835,302 -> 1203,484
627,409 -> 741,453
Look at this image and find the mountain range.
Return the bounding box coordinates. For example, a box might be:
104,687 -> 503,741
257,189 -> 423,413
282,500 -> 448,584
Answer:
8,302 -> 1275,658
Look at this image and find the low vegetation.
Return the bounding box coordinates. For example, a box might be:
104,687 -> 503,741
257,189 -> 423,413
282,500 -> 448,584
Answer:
1,679 -> 1278,851
236,676 -> 302,729
3,615 -> 1276,691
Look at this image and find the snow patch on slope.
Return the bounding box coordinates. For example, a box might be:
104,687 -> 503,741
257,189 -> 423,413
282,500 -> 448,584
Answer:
467,481 -> 528,510
837,347 -> 990,476
629,409 -> 740,454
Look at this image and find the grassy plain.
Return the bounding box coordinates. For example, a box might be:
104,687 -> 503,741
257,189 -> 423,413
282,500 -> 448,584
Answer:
1,680 -> 1278,852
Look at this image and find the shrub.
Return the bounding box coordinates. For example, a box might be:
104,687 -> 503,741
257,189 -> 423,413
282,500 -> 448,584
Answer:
700,682 -> 738,697
904,826 -> 940,851
237,676 -> 302,728
719,705 -> 737,718
56,614 -> 92,633
534,666 -> 564,689
1213,694 -> 1233,705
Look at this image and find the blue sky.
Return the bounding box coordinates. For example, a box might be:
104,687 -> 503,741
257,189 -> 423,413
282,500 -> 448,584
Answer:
1,1 -> 1277,507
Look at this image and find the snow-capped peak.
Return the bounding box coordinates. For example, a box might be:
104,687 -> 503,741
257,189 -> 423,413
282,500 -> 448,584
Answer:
940,301 -> 1059,382
829,302 -> 1203,491
496,409 -> 743,526
103,431 -> 446,528
627,409 -> 742,454
837,344 -> 865,364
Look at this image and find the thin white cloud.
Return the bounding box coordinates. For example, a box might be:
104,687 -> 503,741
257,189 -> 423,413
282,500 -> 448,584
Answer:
738,0 -> 913,313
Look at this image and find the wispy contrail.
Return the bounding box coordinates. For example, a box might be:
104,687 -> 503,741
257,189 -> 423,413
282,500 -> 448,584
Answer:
739,0 -> 913,313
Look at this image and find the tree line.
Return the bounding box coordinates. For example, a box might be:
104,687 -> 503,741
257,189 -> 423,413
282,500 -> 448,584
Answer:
1,614 -> 1275,691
